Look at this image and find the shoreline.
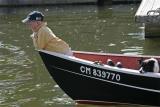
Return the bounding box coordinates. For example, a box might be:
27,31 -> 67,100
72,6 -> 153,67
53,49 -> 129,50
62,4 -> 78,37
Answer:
0,0 -> 141,7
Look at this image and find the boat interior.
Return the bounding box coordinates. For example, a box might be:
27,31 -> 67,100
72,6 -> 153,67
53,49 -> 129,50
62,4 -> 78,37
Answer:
73,51 -> 160,73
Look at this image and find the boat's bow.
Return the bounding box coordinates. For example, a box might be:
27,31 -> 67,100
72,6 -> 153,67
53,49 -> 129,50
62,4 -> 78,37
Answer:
38,50 -> 160,106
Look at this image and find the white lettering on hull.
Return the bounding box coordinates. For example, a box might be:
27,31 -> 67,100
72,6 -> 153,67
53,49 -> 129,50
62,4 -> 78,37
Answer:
80,66 -> 121,81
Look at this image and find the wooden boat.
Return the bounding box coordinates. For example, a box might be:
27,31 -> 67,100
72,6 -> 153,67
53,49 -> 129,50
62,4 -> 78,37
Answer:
38,50 -> 160,106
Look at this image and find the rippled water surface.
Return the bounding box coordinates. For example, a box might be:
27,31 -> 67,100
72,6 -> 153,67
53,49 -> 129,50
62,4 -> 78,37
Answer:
0,4 -> 159,107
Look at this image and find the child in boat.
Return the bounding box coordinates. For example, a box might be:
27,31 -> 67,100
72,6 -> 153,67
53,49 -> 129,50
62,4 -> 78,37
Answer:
22,11 -> 72,56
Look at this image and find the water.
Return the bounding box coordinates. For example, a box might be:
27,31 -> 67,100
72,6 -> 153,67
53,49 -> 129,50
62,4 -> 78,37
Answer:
0,4 -> 159,107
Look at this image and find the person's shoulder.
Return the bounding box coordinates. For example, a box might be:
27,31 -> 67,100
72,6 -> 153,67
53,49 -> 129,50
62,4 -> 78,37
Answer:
39,25 -> 51,34
39,25 -> 57,38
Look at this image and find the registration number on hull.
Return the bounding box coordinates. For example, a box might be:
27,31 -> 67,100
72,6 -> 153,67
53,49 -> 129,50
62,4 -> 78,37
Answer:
80,66 -> 121,81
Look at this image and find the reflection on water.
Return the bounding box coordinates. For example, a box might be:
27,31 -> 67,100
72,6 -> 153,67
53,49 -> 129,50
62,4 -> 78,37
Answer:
0,4 -> 159,107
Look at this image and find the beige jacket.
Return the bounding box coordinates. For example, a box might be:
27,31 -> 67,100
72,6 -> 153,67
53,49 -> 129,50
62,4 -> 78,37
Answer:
31,23 -> 72,55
